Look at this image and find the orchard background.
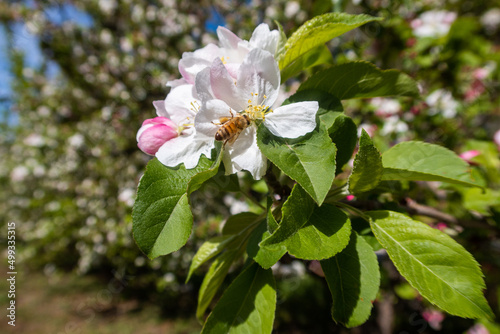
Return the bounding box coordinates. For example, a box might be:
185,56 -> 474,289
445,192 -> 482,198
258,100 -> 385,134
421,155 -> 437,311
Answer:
1,0 -> 500,333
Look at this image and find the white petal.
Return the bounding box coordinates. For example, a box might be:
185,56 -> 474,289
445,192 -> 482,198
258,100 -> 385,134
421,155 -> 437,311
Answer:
249,23 -> 280,55
164,84 -> 198,126
264,101 -> 318,138
178,44 -> 222,84
210,58 -> 246,111
217,26 -> 241,49
223,126 -> 267,179
156,132 -> 213,169
166,78 -> 188,88
153,100 -> 168,117
195,67 -> 214,103
237,48 -> 280,107
195,99 -> 233,139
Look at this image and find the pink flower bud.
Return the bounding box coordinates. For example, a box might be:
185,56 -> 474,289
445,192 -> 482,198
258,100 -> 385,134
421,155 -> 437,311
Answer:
459,150 -> 480,162
346,195 -> 355,201
137,117 -> 178,155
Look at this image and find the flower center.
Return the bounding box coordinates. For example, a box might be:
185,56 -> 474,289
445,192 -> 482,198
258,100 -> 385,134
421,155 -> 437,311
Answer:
178,100 -> 200,134
244,92 -> 273,121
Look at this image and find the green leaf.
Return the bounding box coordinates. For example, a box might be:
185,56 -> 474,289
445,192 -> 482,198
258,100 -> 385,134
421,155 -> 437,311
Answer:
266,200 -> 279,234
204,170 -> 241,193
197,249 -> 241,321
222,212 -> 261,235
286,89 -> 343,130
281,44 -> 333,82
328,115 -> 358,174
321,231 -> 380,327
298,61 -> 419,100
187,142 -> 223,194
274,20 -> 287,60
367,210 -> 494,320
257,123 -> 336,206
348,130 -> 383,194
278,13 -> 382,74
201,263 -> 276,334
260,184 -> 316,247
287,204 -> 352,260
381,141 -> 480,187
463,187 -> 500,215
247,220 -> 287,269
187,236 -> 233,282
132,158 -> 211,259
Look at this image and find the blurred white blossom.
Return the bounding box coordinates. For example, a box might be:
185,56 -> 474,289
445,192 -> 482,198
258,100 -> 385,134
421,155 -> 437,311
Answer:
411,10 -> 457,38
481,8 -> 500,33
371,97 -> 401,117
426,89 -> 459,118
380,115 -> 409,135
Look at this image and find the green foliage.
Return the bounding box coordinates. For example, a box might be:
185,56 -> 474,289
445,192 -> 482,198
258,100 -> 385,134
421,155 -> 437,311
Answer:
321,232 -> 380,327
348,130 -> 383,194
368,211 -> 494,320
278,13 -> 383,79
328,115 -> 358,174
201,263 -> 276,334
260,184 -> 316,248
257,124 -> 336,206
132,157 -> 213,259
381,141 -> 480,186
287,204 -> 351,260
299,61 -> 420,99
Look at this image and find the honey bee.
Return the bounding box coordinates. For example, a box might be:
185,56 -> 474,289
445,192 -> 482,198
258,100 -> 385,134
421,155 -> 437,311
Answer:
214,110 -> 251,145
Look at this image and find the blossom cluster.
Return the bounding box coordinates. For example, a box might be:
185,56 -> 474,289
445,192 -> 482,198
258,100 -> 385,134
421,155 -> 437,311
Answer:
137,24 -> 319,179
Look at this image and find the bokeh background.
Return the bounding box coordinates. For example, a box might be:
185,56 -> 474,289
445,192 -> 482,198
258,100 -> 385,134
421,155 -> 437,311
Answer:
1,0 -> 500,333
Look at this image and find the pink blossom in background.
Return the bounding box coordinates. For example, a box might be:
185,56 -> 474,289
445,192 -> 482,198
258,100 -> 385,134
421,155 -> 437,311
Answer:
308,260 -> 325,277
422,309 -> 445,330
494,129 -> 500,150
474,67 -> 490,80
464,80 -> 486,102
459,150 -> 481,163
137,116 -> 178,155
467,323 -> 490,334
434,222 -> 448,231
346,195 -> 355,201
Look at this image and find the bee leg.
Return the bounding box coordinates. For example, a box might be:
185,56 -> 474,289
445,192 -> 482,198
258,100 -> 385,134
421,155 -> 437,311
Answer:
226,132 -> 241,146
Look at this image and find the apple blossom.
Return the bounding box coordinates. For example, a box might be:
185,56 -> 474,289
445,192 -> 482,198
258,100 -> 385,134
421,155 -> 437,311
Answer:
137,116 -> 178,155
194,48 -> 318,179
137,84 -> 213,169
174,23 -> 280,86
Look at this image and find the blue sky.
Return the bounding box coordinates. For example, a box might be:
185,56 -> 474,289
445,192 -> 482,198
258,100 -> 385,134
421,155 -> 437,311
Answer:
0,3 -> 93,126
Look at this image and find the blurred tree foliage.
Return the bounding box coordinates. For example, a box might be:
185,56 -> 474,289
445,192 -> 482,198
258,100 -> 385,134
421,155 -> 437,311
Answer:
1,0 -> 500,332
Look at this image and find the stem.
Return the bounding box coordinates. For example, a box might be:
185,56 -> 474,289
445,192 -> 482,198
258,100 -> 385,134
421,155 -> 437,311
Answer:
334,201 -> 371,221
263,164 -> 291,202
403,197 -> 497,232
240,190 -> 266,211
324,184 -> 349,202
